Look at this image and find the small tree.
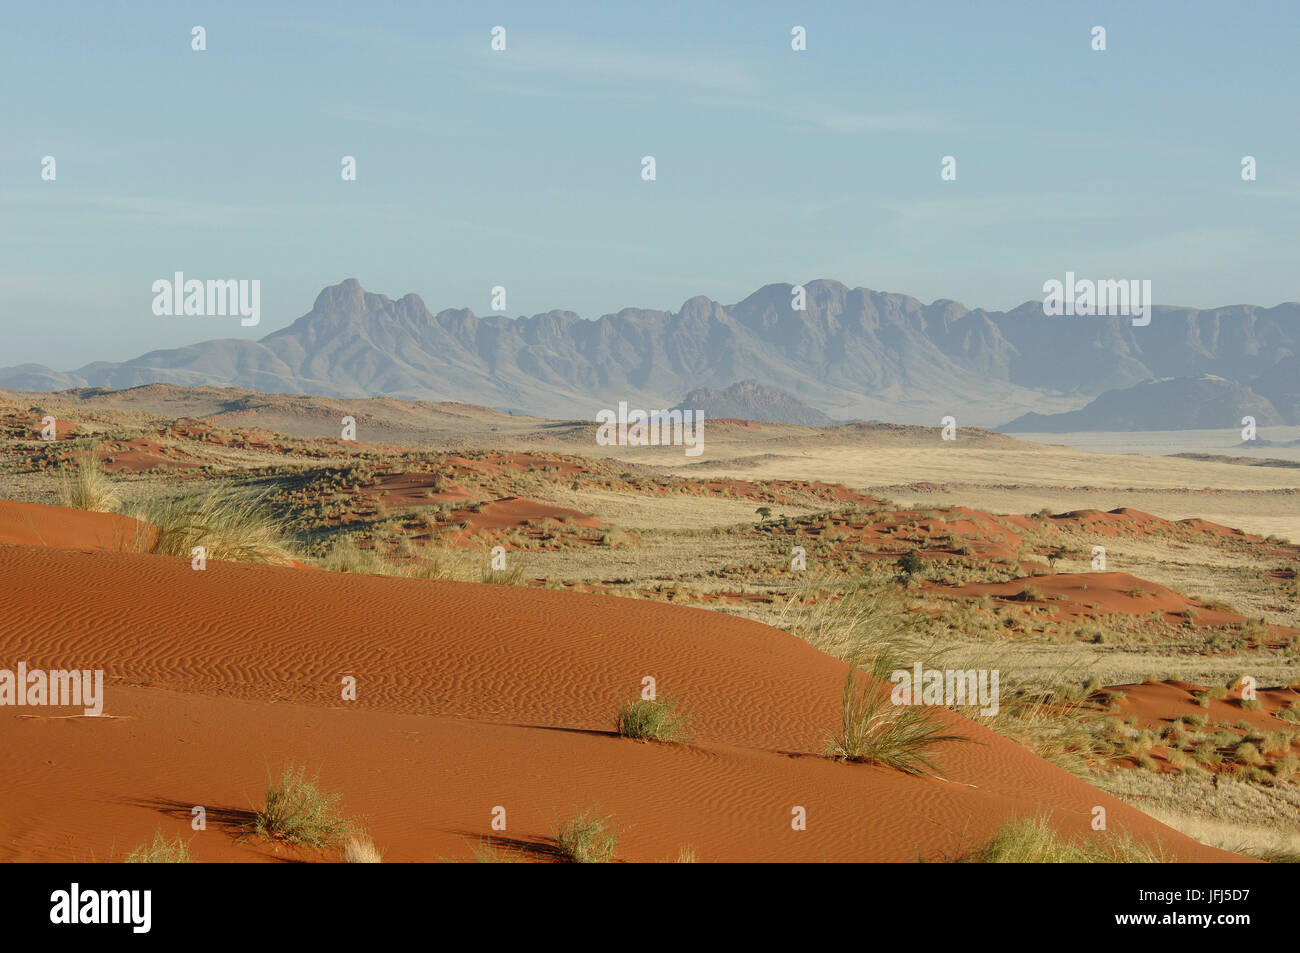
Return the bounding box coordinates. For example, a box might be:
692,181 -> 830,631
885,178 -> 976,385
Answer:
895,551 -> 925,579
756,506 -> 773,522
1046,547 -> 1067,569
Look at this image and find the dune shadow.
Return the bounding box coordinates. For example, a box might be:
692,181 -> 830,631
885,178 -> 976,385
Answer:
497,722 -> 620,740
121,795 -> 257,833
446,830 -> 570,863
120,795 -> 336,862
120,790 -> 262,837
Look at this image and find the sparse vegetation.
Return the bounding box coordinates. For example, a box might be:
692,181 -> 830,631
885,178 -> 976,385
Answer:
895,551 -> 926,580
553,810 -> 618,863
251,765 -> 358,847
963,816 -> 1163,863
11,386 -> 1300,862
825,652 -> 962,776
124,831 -> 194,863
342,835 -> 383,863
134,488 -> 296,565
616,695 -> 690,743
59,447 -> 120,513
480,564 -> 525,586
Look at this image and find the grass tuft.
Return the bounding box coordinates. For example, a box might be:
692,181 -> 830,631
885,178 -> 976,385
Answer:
124,830 -> 193,863
553,809 -> 618,863
963,816 -> 1164,863
341,835 -> 383,863
825,653 -> 963,776
133,488 -> 296,564
59,447 -> 120,513
616,695 -> 690,742
251,765 -> 358,847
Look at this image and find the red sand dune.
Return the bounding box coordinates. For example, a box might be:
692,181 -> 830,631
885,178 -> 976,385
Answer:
443,454 -> 505,477
363,471 -> 472,508
497,451 -> 586,473
1052,507 -> 1252,542
0,500 -> 155,552
936,571 -> 1244,627
1103,679 -> 1300,736
1099,679 -> 1300,777
0,532 -> 1240,862
101,438 -> 200,473
453,496 -> 603,534
1052,508 -> 1167,537
813,506 -> 1025,563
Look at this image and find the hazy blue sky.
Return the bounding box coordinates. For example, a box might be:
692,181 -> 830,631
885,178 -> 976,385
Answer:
2,0 -> 1296,367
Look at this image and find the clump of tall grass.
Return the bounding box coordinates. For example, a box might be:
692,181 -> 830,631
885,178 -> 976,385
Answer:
963,816 -> 1164,863
616,695 -> 690,742
825,652 -> 963,776
553,810 -> 618,863
318,535 -> 391,574
466,839 -> 520,863
132,488 -> 296,564
319,533 -> 478,582
251,765 -> 358,847
341,835 -> 383,863
778,578 -> 962,775
480,564 -> 525,586
124,830 -> 193,863
1234,742 -> 1266,766
774,575 -> 926,669
59,447 -> 120,513
408,545 -> 475,581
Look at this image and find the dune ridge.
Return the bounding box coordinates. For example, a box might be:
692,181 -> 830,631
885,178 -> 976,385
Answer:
0,536 -> 1242,862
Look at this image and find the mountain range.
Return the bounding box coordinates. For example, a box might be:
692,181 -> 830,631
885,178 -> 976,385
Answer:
4,278 -> 1298,428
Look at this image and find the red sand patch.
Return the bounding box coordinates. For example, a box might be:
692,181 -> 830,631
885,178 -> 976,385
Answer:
101,437 -> 201,473
362,471 -> 472,509
1053,507 -> 1254,543
936,571 -> 1244,626
804,505 -> 1025,564
0,500 -> 155,551
1098,680 -> 1300,778
1104,679 -> 1300,735
450,496 -> 604,537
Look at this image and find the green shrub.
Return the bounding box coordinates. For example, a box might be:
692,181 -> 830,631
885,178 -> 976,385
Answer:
616,695 -> 690,743
251,765 -> 358,847
554,810 -> 617,863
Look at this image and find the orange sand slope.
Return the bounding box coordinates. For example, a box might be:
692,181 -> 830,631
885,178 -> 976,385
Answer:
0,500 -> 155,551
0,541 -> 1241,862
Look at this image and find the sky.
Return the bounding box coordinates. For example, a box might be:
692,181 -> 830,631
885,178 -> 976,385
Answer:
1,0 -> 1297,368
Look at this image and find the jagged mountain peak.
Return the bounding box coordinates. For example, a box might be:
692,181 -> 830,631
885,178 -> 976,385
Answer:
4,279 -> 1299,428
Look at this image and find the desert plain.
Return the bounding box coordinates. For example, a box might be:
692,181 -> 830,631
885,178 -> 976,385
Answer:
1,383 -> 1298,863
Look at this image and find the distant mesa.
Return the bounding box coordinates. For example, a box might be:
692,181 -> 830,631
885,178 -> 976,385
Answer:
671,380 -> 835,426
998,374 -> 1290,433
1236,438 -> 1300,449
